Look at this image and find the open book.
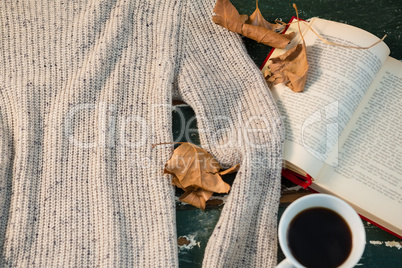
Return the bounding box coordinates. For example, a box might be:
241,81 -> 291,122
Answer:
261,17 -> 402,238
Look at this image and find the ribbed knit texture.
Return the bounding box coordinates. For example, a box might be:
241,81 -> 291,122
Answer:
0,0 -> 283,267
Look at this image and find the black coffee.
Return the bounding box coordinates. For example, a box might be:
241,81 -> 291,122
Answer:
287,207 -> 352,268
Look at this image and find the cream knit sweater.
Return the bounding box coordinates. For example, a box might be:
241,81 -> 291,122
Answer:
0,0 -> 284,267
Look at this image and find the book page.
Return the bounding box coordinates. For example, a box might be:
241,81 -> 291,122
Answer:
266,18 -> 390,178
317,57 -> 402,235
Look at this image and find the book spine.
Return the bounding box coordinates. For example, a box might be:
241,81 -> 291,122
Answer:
359,215 -> 402,240
281,169 -> 312,189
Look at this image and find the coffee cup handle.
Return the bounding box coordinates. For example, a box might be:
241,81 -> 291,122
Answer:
276,258 -> 296,268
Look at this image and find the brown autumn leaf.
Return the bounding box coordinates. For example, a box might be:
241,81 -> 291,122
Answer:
218,163 -> 240,175
164,142 -> 239,209
179,187 -> 214,210
164,143 -> 230,192
212,0 -> 294,49
264,4 -> 309,93
211,0 -> 248,33
171,174 -> 214,209
265,43 -> 308,92
246,0 -> 283,33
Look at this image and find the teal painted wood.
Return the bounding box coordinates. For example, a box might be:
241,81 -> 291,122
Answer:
174,1 -> 402,266
176,208 -> 222,267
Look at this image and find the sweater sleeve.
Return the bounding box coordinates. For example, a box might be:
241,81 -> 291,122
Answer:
175,0 -> 284,267
0,105 -> 12,254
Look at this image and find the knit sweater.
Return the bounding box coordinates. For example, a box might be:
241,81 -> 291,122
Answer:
0,0 -> 284,267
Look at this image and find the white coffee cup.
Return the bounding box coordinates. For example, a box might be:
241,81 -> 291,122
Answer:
277,194 -> 366,268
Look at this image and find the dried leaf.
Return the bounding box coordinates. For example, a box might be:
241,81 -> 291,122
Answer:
212,0 -> 248,33
219,163 -> 240,176
164,143 -> 230,193
246,0 -> 283,32
163,142 -> 238,209
171,174 -> 184,188
212,0 -> 294,48
265,43 -> 308,92
265,4 -> 309,92
179,187 -> 214,210
241,24 -> 295,49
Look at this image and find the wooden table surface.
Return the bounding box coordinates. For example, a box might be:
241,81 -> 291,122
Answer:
175,0 -> 402,266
